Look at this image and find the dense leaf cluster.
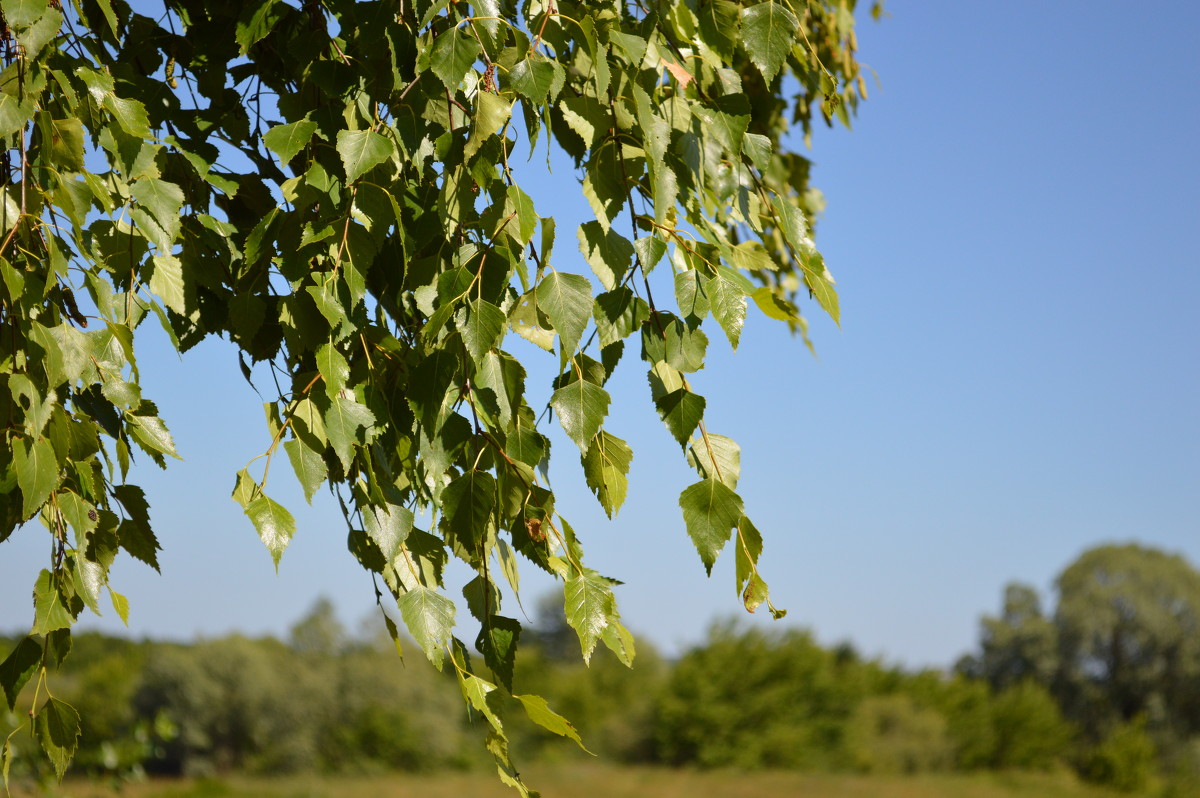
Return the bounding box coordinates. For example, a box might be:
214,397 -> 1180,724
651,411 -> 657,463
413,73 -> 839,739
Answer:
0,0 -> 873,786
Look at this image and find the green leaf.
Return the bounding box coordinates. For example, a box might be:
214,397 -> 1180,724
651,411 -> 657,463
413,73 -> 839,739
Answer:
564,570 -> 615,663
110,588 -> 130,625
14,437 -> 57,518
467,90 -> 511,161
741,1 -> 800,83
0,93 -> 33,138
515,693 -> 588,750
536,271 -> 592,360
697,0 -> 740,61
397,586 -> 455,667
35,696 -> 80,780
148,253 -> 186,314
687,433 -> 741,489
459,672 -> 502,731
263,119 -> 318,165
336,129 -> 392,184
364,502 -> 413,563
709,272 -> 748,349
131,178 -> 184,247
593,288 -> 649,348
634,236 -> 667,272
2,735 -> 10,793
577,221 -> 633,291
770,196 -> 839,322
2,0 -> 46,28
31,570 -> 73,635
655,388 -> 706,448
679,479 -> 744,574
582,431 -> 632,518
476,615 -> 520,692
509,291 -> 555,350
126,405 -> 181,463
430,27 -> 481,89
103,95 -> 151,139
441,470 -> 496,552
735,514 -> 764,599
643,318 -> 708,373
236,0 -> 282,53
504,184 -> 537,247
509,55 -> 558,104
245,493 -> 296,568
462,299 -> 507,367
316,342 -> 350,397
750,285 -> 801,323
114,484 -> 160,570
284,439 -> 327,503
0,636 -> 41,710
49,118 -> 85,172
89,0 -> 119,37
74,556 -> 105,615
550,379 -> 610,453
694,105 -> 750,159
323,394 -> 375,471
674,270 -> 710,322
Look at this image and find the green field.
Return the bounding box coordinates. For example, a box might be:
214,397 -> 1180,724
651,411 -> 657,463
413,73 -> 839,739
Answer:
18,766 -> 1130,798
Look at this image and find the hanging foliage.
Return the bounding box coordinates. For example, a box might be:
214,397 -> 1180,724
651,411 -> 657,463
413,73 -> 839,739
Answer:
0,0 -> 875,789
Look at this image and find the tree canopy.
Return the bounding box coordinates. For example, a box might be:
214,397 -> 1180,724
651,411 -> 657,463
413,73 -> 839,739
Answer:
0,0 -> 875,787
962,543 -> 1200,791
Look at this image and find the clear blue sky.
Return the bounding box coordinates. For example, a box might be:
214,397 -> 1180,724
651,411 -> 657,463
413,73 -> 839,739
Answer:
3,1 -> 1197,668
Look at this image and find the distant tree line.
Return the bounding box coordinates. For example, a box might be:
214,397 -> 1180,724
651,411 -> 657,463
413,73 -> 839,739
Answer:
3,543 -> 1198,796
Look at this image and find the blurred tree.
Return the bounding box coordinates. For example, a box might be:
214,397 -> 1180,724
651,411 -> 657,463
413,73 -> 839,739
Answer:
654,623 -> 870,770
986,680 -> 1073,770
958,583 -> 1058,690
1055,544 -> 1200,738
846,694 -> 951,774
289,597 -> 347,657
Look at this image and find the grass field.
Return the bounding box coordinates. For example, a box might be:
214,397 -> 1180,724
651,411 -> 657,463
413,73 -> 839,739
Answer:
15,766 -> 1130,798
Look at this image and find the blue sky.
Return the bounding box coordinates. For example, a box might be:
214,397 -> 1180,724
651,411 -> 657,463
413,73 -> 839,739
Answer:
3,1 -> 1198,669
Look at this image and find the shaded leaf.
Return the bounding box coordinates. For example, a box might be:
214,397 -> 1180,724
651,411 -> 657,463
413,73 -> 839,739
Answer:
577,221 -> 633,291
0,636 -> 41,710
697,0 -> 740,61
476,615 -> 520,692
35,696 -> 79,780
593,287 -> 649,348
130,178 -> 183,245
582,431 -> 632,518
655,388 -> 705,448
